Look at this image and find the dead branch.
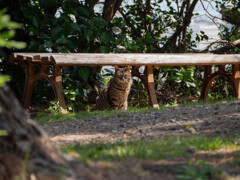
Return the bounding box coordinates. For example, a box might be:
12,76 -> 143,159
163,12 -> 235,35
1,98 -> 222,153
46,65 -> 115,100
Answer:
189,39 -> 240,54
210,39 -> 240,54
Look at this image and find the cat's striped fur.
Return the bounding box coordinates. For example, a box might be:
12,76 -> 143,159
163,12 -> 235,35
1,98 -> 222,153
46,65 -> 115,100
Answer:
96,65 -> 131,110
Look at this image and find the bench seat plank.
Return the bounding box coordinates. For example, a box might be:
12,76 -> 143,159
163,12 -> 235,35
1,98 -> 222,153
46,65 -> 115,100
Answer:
10,53 -> 240,66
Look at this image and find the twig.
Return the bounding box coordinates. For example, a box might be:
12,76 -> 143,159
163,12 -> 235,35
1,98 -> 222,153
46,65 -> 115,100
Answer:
119,9 -> 143,41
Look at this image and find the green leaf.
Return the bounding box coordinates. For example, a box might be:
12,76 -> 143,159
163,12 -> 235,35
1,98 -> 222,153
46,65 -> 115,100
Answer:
84,29 -> 95,42
71,23 -> 81,32
146,15 -> 152,21
7,41 -> 26,49
56,37 -> 71,44
99,45 -> 110,53
0,75 -> 10,87
0,130 -> 8,136
44,41 -> 53,48
57,46 -> 70,52
94,18 -> 109,27
100,32 -> 111,43
39,33 -> 48,39
51,27 -> 64,39
39,0 -> 58,9
28,41 -> 39,50
1,30 -> 15,39
78,67 -> 90,82
31,17 -> 39,28
144,31 -> 151,44
79,24 -> 87,31
68,36 -> 78,50
78,7 -> 90,17
185,82 -> 196,88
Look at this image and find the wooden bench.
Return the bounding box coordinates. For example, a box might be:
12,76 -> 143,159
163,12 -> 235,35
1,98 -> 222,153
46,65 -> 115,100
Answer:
9,53 -> 240,113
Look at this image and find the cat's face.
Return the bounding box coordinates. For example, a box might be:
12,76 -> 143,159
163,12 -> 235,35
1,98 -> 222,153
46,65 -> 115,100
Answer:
115,67 -> 132,84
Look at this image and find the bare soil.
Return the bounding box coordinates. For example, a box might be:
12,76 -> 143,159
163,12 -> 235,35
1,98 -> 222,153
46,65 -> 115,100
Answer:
40,101 -> 240,180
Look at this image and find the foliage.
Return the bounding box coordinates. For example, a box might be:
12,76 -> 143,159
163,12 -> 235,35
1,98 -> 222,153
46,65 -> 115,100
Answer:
0,9 -> 26,51
129,78 -> 149,107
0,8 -> 26,87
0,8 -> 26,90
0,130 -> 8,136
47,100 -> 62,114
0,75 -> 10,87
160,66 -> 198,96
208,76 -> 235,101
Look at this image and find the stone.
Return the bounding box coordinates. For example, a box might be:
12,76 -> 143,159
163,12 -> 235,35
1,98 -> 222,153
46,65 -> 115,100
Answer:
186,146 -> 197,153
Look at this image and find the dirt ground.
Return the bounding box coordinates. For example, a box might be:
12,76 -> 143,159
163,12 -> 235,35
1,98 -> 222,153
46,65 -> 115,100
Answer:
40,101 -> 240,180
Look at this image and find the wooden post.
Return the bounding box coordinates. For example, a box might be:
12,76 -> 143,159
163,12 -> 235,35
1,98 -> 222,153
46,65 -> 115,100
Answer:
233,64 -> 240,99
146,66 -> 159,109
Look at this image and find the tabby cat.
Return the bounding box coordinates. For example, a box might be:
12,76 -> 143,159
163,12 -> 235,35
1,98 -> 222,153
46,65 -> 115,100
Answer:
95,65 -> 131,110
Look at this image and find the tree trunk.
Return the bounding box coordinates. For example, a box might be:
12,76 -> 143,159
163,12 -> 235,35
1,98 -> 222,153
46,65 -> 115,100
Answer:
0,84 -> 83,180
102,0 -> 123,22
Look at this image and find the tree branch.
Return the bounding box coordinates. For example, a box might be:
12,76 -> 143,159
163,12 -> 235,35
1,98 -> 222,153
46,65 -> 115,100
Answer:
163,0 -> 199,52
210,39 -> 240,54
189,39 -> 240,54
119,9 -> 143,41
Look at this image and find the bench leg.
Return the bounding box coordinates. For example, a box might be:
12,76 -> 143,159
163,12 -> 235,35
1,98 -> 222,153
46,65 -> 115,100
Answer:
199,65 -> 211,101
233,64 -> 240,99
22,63 -> 67,114
52,66 -> 67,114
22,63 -> 35,109
200,65 -> 238,102
146,66 -> 159,109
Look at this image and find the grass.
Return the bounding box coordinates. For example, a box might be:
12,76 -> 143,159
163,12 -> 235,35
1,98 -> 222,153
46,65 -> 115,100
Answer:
33,106 -> 155,122
165,97 -> 238,108
33,97 -> 239,123
62,135 -> 240,163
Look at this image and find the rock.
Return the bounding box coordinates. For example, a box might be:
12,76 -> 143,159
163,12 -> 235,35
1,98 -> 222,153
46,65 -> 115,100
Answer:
186,126 -> 197,134
138,129 -> 143,134
186,146 -> 197,153
119,123 -> 127,128
170,119 -> 176,123
204,121 -> 212,126
193,124 -> 203,130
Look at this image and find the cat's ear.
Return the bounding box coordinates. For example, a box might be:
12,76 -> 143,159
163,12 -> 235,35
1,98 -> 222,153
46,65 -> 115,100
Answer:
127,65 -> 131,71
115,65 -> 119,71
